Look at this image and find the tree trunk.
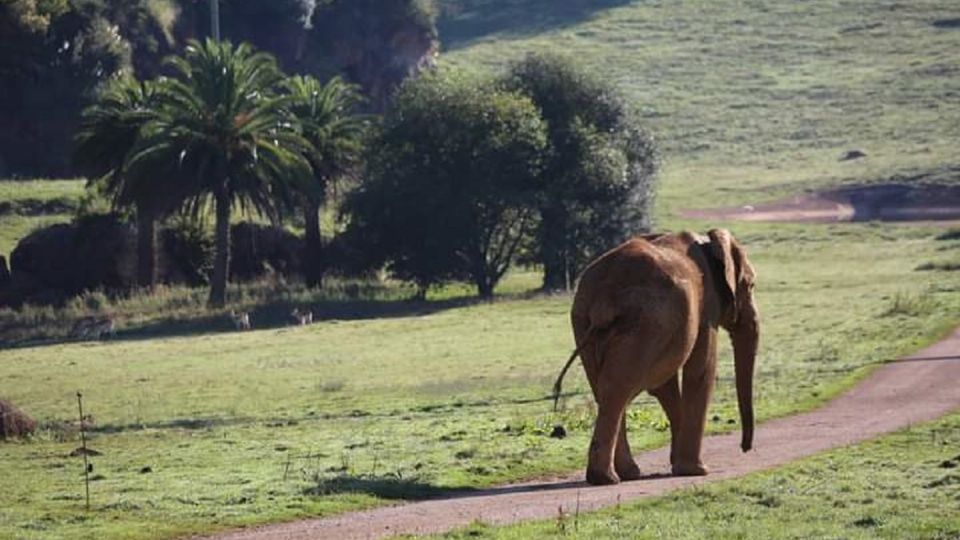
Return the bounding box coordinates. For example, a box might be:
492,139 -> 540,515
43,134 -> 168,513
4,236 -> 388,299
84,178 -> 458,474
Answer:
475,272 -> 494,299
303,198 -> 324,288
208,189 -> 231,308
135,207 -> 157,289
539,207 -> 570,291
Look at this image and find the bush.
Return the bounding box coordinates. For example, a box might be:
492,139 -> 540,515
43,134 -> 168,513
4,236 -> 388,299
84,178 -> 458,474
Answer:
344,69 -> 547,297
502,52 -> 659,290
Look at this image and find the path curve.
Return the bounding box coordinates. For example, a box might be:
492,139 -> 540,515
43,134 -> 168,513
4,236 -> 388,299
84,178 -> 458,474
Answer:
199,327 -> 960,540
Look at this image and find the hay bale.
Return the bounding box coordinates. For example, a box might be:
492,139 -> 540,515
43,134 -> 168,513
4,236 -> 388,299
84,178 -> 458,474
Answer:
0,398 -> 37,440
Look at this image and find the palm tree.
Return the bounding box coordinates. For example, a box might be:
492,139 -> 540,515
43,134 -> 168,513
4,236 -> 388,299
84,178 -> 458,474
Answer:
284,75 -> 366,288
74,77 -> 174,289
128,39 -> 313,307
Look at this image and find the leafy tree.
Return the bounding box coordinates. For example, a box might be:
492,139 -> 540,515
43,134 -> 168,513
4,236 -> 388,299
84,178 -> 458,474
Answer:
345,70 -> 546,298
0,0 -> 69,78
502,52 -> 658,290
0,0 -> 173,176
73,76 -> 184,288
128,39 -> 313,307
283,75 -> 366,288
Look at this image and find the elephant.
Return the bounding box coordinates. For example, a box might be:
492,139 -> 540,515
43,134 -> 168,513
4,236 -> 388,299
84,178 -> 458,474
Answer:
552,229 -> 759,485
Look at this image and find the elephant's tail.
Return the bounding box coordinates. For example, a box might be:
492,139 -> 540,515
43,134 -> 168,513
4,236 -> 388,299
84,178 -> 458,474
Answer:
552,347 -> 582,412
553,324 -> 604,411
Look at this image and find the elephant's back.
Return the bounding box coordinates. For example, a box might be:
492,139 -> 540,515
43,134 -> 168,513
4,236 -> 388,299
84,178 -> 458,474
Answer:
572,237 -> 699,331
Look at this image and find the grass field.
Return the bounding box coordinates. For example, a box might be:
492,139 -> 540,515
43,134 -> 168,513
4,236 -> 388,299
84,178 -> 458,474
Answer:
0,179 -> 83,257
2,0 -> 960,538
431,412 -> 960,539
1,223 -> 958,539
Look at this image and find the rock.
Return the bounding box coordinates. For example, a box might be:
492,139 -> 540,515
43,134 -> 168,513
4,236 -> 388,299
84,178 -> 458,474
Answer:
840,149 -> 867,161
309,0 -> 439,112
2,217 -> 306,307
0,398 -> 38,440
549,425 -> 567,439
7,214 -> 136,304
69,447 -> 102,457
230,222 -> 304,281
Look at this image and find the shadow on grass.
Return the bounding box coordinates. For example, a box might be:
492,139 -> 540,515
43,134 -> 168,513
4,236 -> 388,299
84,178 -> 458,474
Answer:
306,474 -> 471,501
439,0 -> 634,50
0,295 -> 493,349
115,295 -> 486,341
305,470 -> 679,503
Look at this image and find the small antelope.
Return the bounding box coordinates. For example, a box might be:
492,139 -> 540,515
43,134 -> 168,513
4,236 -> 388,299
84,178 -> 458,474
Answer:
230,310 -> 252,331
70,316 -> 116,340
89,317 -> 116,340
291,308 -> 313,326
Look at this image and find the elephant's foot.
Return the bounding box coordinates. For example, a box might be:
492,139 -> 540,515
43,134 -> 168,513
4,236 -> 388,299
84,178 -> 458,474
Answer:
615,460 -> 642,481
672,461 -> 708,476
586,467 -> 620,486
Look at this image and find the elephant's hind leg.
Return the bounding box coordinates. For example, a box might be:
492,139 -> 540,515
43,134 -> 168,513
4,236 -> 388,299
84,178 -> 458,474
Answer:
586,393 -> 629,485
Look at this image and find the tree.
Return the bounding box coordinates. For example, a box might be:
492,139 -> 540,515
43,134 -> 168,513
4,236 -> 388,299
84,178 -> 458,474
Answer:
128,39 -> 313,307
502,53 -> 659,291
0,0 -> 176,176
283,75 -> 366,288
345,70 -> 546,298
73,76 -> 180,288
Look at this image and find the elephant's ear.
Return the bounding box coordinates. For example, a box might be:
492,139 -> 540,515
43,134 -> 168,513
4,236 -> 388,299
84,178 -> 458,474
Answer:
707,229 -> 738,302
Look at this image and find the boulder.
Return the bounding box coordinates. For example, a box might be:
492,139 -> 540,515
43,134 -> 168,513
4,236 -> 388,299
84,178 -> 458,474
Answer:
230,222 -> 304,281
8,214 -> 136,303
1,217 -> 306,306
0,398 -> 37,440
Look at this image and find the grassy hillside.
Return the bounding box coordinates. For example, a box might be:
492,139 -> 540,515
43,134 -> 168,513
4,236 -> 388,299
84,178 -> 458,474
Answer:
0,179 -> 83,257
441,0 -> 960,214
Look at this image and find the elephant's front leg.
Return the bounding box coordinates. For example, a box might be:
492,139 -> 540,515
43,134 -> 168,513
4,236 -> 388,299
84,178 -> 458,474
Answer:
649,374 -> 682,467
673,328 -> 717,476
614,414 -> 642,480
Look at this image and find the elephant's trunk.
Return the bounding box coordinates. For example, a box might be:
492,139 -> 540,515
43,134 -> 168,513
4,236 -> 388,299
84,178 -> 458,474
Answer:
731,306 -> 758,452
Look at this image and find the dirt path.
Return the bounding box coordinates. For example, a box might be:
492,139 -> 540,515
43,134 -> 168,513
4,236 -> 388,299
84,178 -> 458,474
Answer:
679,183 -> 960,224
201,327 -> 960,540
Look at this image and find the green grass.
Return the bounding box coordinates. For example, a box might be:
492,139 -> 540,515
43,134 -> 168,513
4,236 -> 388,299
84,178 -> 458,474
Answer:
1,224 -> 959,539
0,179 -> 85,203
2,0 -> 960,538
431,412 -> 960,539
441,0 -> 960,215
0,179 -> 83,256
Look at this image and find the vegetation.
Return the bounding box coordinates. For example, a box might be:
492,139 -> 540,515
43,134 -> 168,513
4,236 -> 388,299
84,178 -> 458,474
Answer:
283,75 -> 367,288
0,0 -> 959,538
0,0 -> 437,177
1,224 -> 959,538
126,39 -> 313,307
0,179 -> 83,256
345,69 -> 547,297
502,53 -> 658,290
73,77 -> 165,288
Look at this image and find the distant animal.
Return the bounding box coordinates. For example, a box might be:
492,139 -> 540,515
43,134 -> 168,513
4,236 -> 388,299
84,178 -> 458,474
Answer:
70,316 -> 116,340
291,308 -> 313,326
230,310 -> 252,331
